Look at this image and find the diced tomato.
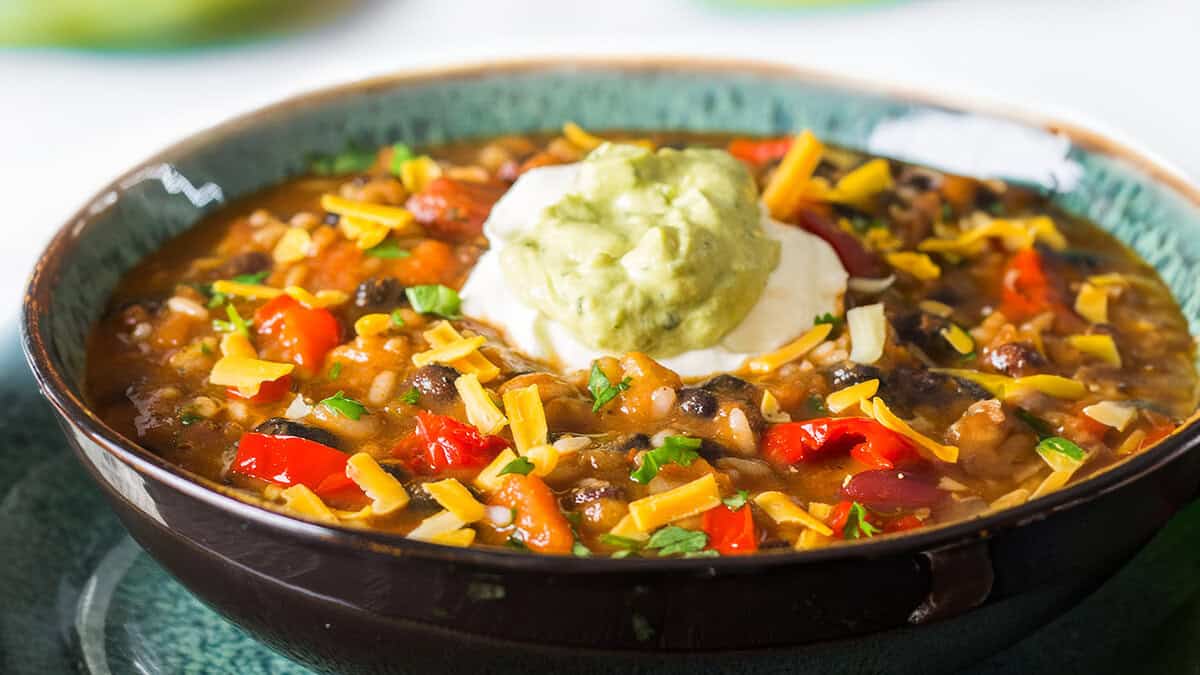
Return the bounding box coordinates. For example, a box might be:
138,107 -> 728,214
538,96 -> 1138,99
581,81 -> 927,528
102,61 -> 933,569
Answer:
762,418 -> 920,470
405,177 -> 506,241
254,295 -> 341,375
490,474 -> 574,554
727,137 -> 793,166
393,239 -> 458,287
232,432 -> 348,489
702,503 -> 758,555
827,500 -> 854,533
1000,247 -> 1059,321
793,209 -> 889,279
393,411 -> 509,474
225,373 -> 292,404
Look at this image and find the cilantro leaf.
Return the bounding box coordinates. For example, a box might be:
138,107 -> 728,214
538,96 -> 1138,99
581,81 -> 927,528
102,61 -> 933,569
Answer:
588,363 -> 632,413
843,502 -> 879,540
399,387 -> 421,405
390,309 -> 406,327
328,362 -> 343,381
645,526 -> 709,557
813,312 -> 842,328
405,284 -> 462,318
320,391 -> 368,420
231,270 -> 269,285
206,291 -> 227,308
1015,407 -> 1053,440
722,489 -> 750,511
807,393 -> 828,415
498,457 -> 535,477
389,143 -> 415,176
630,435 -> 702,484
505,535 -> 527,550
572,541 -> 592,558
212,304 -> 252,338
179,412 -> 202,426
600,534 -> 643,551
365,240 -> 411,259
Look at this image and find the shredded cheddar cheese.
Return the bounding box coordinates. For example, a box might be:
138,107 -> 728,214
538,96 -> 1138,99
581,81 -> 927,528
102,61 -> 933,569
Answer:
474,449 -> 519,493
407,510 -> 468,542
503,384 -> 547,454
280,485 -> 336,523
412,335 -> 487,368
272,227 -> 314,264
422,321 -> 500,383
284,286 -> 348,309
753,491 -> 834,537
627,473 -> 721,533
209,356 -> 294,397
346,453 -> 410,515
869,397 -> 959,463
826,378 -> 880,414
1067,334 -> 1122,367
886,251 -> 941,280
424,478 -> 487,523
745,322 -> 833,374
762,130 -> 824,220
455,373 -> 508,435
211,280 -> 283,300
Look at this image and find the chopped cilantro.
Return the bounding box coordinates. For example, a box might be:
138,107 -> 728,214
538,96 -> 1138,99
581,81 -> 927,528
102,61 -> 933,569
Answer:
365,240 -> 411,259
849,214 -> 887,233
1015,407 -> 1053,440
389,143 -> 415,176
199,341 -> 213,355
405,284 -> 462,318
843,502 -> 879,540
572,541 -> 592,558
722,489 -> 750,511
498,457 -> 535,476
601,534 -> 643,551
390,309 -> 405,327
1037,436 -> 1086,462
206,292 -> 227,309
505,535 -> 527,550
231,270 -> 269,285
630,435 -> 701,484
320,391 -> 367,420
940,203 -> 955,223
328,362 -> 343,381
813,312 -> 842,328
399,387 -> 421,405
212,304 -> 252,337
179,412 -> 202,426
807,394 -> 828,415
588,363 -> 632,413
645,526 -> 710,557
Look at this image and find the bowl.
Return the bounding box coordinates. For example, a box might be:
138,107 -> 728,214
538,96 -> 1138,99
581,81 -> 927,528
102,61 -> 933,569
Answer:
22,58 -> 1200,673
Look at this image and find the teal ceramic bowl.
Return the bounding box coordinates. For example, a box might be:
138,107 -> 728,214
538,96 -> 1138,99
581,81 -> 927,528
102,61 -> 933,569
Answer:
22,58 -> 1200,673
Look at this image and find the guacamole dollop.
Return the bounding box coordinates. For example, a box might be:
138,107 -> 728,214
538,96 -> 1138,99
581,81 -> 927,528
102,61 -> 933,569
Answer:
500,143 -> 781,356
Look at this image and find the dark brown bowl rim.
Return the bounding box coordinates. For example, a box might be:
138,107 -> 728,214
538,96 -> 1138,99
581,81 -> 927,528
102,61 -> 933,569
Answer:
21,56 -> 1200,573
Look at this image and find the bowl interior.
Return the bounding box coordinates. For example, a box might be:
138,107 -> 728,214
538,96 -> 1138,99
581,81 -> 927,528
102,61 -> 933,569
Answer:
33,59 -> 1200,427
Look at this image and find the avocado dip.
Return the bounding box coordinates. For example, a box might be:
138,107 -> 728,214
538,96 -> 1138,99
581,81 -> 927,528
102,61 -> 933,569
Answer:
500,143 -> 782,356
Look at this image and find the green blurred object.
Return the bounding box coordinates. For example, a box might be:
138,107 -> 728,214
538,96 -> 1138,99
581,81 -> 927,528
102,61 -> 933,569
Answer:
0,0 -> 351,50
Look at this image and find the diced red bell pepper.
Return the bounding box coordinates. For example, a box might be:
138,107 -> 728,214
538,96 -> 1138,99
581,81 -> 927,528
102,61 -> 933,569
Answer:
254,295 -> 341,375
1000,247 -> 1060,321
793,209 -> 890,279
314,471 -> 369,510
728,137 -> 793,166
225,373 -> 292,404
762,418 -> 920,470
393,410 -> 509,475
702,503 -> 758,555
405,177 -> 507,241
827,500 -> 854,533
232,432 -> 348,489
490,474 -> 574,554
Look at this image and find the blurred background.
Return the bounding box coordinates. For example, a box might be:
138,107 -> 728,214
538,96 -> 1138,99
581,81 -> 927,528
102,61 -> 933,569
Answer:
1,0 -> 1196,321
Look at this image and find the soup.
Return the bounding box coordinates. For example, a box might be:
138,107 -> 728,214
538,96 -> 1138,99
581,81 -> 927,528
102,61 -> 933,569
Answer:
86,125 -> 1197,557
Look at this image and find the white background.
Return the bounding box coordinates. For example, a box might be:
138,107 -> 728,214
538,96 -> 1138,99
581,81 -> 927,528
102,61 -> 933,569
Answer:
2,0 -> 1197,320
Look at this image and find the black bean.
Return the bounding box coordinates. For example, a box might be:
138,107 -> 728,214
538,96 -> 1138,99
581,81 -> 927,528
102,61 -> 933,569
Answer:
563,479 -> 624,507
677,388 -> 718,418
701,374 -> 757,402
697,439 -> 730,463
322,212 -> 341,226
354,277 -> 406,309
220,251 -> 272,279
408,364 -> 460,402
987,342 -> 1047,378
608,433 -> 652,453
893,310 -> 954,360
828,362 -> 883,389
252,417 -> 340,449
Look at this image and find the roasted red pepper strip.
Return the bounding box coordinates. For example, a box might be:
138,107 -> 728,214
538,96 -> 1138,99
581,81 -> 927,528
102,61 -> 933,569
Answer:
702,503 -> 758,555
762,418 -> 920,470
490,474 -> 574,554
1000,247 -> 1060,321
226,373 -> 292,404
314,472 -> 369,510
232,432 -> 347,489
394,410 -> 509,474
255,295 -> 341,375
727,137 -> 793,166
794,209 -> 889,279
405,177 -> 507,241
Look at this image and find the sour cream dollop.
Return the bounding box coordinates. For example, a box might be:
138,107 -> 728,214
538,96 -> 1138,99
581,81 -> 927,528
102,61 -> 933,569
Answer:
461,154 -> 848,378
